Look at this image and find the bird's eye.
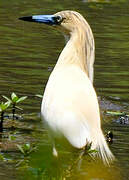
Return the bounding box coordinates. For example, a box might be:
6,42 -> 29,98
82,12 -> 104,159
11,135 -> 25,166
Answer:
53,15 -> 63,24
56,16 -> 62,22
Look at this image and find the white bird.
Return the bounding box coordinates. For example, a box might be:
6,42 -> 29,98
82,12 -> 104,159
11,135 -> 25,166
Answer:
19,10 -> 114,164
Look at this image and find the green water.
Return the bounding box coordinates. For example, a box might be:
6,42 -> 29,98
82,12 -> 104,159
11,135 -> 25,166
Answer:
0,0 -> 129,179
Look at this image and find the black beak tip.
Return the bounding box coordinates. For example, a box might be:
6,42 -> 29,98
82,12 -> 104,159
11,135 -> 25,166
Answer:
19,16 -> 33,22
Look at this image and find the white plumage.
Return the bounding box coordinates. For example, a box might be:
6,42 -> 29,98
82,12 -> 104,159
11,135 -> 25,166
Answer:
20,10 -> 114,164
41,11 -> 114,164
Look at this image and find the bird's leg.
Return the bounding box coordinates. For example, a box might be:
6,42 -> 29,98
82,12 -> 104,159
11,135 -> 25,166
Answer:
53,145 -> 58,157
47,132 -> 58,157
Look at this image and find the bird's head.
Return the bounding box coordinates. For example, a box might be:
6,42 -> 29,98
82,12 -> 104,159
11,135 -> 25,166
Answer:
19,10 -> 87,35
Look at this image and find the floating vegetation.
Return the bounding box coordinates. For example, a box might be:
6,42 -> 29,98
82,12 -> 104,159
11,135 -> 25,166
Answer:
106,111 -> 129,124
106,111 -> 129,116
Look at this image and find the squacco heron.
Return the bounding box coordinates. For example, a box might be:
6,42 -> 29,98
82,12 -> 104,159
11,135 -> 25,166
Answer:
19,10 -> 114,164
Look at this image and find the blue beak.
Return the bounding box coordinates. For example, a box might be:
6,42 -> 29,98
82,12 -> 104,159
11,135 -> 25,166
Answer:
19,15 -> 55,25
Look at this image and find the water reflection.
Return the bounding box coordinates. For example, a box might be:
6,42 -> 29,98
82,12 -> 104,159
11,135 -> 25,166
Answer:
83,0 -> 127,3
83,0 -> 110,2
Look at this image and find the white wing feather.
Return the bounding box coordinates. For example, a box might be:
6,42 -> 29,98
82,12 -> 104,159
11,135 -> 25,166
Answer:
42,65 -> 100,147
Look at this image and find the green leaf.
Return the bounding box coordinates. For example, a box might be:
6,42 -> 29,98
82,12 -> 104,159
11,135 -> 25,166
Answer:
17,144 -> 25,154
17,143 -> 33,156
0,154 -> 5,161
5,101 -> 11,108
0,102 -> 4,111
2,95 -> 12,103
9,135 -> 17,141
16,96 -> 27,103
11,92 -> 17,99
11,92 -> 19,102
35,94 -> 43,98
106,111 -> 127,116
0,101 -> 11,112
87,149 -> 98,154
15,106 -> 23,111
23,143 -> 31,151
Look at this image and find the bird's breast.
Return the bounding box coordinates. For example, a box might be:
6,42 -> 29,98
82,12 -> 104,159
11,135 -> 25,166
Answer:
41,65 -> 100,135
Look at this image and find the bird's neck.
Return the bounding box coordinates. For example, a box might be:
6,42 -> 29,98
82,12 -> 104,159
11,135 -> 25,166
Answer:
54,27 -> 95,77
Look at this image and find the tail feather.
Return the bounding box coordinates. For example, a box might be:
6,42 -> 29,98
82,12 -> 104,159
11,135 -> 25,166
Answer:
91,131 -> 115,165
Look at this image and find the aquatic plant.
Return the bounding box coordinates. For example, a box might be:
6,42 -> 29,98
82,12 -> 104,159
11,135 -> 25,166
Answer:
106,111 -> 128,116
2,92 -> 27,120
35,94 -> 43,98
17,143 -> 36,156
0,101 -> 11,132
8,133 -> 17,141
0,153 -> 6,161
84,142 -> 98,155
106,110 -> 129,124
